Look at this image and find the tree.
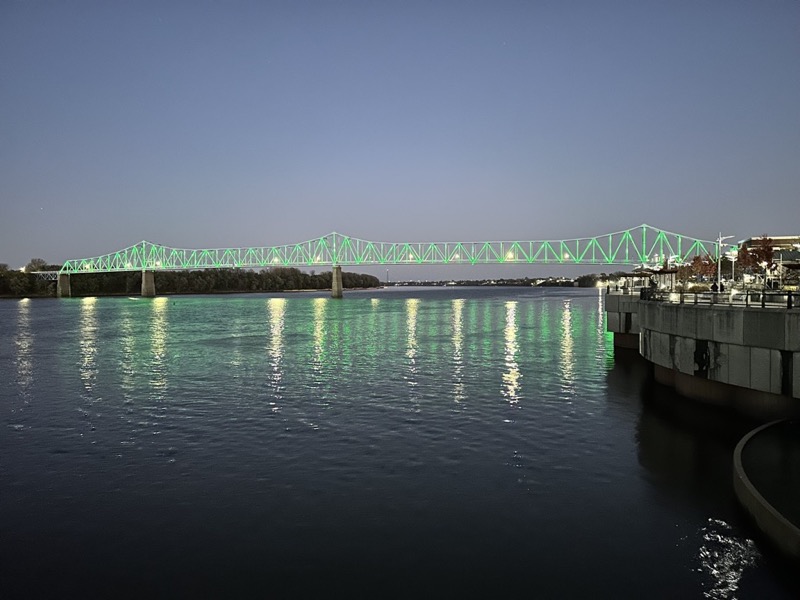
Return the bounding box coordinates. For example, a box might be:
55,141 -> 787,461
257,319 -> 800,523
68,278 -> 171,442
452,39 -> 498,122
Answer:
25,258 -> 48,272
738,236 -> 775,286
676,264 -> 693,289
690,254 -> 716,279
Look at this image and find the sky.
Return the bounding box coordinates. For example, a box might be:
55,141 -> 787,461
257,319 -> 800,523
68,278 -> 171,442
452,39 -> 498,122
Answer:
1,0 -> 798,279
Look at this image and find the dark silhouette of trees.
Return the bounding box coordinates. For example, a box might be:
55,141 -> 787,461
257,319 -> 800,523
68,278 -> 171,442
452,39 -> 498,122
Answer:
0,264 -> 380,297
738,236 -> 775,275
690,254 -> 716,279
25,258 -> 48,272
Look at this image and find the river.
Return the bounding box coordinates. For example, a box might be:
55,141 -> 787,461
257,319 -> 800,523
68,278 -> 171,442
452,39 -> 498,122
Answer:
1,287 -> 796,598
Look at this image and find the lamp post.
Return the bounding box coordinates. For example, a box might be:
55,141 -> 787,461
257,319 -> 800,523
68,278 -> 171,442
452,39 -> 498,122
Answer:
726,247 -> 738,283
717,233 -> 733,290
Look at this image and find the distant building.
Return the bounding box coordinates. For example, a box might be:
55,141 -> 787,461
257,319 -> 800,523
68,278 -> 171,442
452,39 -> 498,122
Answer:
738,234 -> 800,280
739,234 -> 800,250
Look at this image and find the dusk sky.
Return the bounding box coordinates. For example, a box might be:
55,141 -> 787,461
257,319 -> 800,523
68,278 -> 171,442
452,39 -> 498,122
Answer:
2,1 -> 798,279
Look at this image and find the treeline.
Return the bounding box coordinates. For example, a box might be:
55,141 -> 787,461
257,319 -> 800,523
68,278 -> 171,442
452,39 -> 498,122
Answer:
0,266 -> 380,298
575,272 -> 629,287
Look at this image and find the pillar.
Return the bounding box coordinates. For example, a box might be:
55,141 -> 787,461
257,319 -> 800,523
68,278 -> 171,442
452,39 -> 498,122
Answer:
141,270 -> 156,297
57,273 -> 71,298
331,266 -> 343,299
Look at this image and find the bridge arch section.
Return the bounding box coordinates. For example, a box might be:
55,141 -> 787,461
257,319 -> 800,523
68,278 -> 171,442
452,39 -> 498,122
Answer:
56,225 -> 718,297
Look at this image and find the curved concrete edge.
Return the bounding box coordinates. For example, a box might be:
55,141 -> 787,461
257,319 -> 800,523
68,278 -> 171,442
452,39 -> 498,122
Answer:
733,421 -> 800,561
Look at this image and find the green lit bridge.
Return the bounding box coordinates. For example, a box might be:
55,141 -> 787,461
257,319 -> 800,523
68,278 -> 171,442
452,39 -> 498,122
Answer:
54,224 -> 718,298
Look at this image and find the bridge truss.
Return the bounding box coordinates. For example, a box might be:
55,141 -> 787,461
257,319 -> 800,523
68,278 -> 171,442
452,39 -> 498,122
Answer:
58,224 -> 717,274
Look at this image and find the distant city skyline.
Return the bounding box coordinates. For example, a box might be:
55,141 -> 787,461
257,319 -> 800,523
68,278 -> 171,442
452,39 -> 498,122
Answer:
2,1 -> 798,279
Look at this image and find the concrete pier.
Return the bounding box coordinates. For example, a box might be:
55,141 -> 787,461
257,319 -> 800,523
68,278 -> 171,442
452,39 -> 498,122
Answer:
638,301 -> 799,418
141,271 -> 156,297
605,289 -> 639,348
331,266 -> 343,298
604,291 -> 800,419
57,273 -> 71,298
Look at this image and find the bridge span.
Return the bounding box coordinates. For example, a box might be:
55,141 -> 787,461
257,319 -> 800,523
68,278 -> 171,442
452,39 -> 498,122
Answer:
53,224 -> 717,298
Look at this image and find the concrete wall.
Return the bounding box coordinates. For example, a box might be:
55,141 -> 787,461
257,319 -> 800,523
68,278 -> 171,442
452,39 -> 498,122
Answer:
331,266 -> 343,299
605,291 -> 640,348
141,271 -> 156,297
57,273 -> 71,298
733,422 -> 800,560
638,302 -> 800,417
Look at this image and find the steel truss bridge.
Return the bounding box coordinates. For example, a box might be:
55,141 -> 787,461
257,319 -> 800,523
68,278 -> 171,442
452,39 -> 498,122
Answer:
57,224 -> 717,274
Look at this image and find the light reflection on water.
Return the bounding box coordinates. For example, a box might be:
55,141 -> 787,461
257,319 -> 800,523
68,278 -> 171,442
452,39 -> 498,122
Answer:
451,298 -> 465,403
149,297 -> 169,398
79,297 -> 98,398
1,288 -> 789,598
266,297 -> 286,407
559,299 -> 575,393
502,300 -> 521,405
697,518 -> 759,599
405,298 -> 419,390
312,297 -> 326,374
120,303 -> 136,403
14,299 -> 33,404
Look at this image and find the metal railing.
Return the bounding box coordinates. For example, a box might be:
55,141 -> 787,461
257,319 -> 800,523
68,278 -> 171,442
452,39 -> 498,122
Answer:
639,287 -> 796,309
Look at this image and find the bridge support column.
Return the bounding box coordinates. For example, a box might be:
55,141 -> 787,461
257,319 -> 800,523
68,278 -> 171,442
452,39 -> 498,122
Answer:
141,270 -> 156,297
331,266 -> 343,299
57,273 -> 71,298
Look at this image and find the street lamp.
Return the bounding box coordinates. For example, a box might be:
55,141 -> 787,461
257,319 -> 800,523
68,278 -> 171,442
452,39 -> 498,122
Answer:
717,233 -> 733,290
726,246 -> 738,283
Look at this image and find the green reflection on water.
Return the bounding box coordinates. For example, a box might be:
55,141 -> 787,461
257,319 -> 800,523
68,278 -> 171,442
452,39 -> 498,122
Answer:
37,291 -> 615,416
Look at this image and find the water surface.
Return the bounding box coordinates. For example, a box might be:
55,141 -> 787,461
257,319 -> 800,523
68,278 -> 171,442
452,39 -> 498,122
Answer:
1,287 -> 796,598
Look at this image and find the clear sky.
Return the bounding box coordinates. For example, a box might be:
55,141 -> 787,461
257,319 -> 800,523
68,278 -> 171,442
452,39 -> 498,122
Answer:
1,0 -> 798,279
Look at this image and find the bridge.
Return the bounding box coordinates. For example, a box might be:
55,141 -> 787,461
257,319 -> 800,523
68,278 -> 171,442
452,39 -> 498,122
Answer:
52,224 -> 718,298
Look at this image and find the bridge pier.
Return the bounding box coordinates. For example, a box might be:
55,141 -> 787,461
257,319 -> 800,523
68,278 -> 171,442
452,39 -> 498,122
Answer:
331,266 -> 343,299
141,271 -> 156,297
57,273 -> 71,298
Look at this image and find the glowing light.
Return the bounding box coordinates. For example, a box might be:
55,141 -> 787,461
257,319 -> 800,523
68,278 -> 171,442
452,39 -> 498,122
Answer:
696,519 -> 759,599
267,298 -> 286,404
149,297 -> 169,396
79,297 -> 98,396
405,298 -> 420,388
502,301 -> 521,403
312,297 -> 326,372
560,300 -> 575,390
452,298 -> 465,402
56,227 -> 717,273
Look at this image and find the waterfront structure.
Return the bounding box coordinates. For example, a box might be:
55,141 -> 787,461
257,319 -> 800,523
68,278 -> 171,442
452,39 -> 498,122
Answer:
606,289 -> 800,561
606,290 -> 799,417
